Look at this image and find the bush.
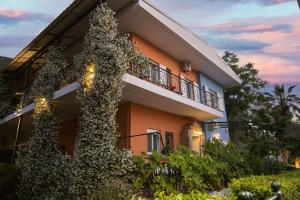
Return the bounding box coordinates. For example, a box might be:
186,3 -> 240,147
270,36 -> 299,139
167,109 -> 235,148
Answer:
132,191 -> 234,200
134,146 -> 229,195
246,154 -> 291,175
230,170 -> 300,200
97,178 -> 135,200
0,163 -> 18,200
204,139 -> 252,184
154,191 -> 234,200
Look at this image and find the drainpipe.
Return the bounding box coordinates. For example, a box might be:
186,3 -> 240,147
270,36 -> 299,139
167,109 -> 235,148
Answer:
12,116 -> 23,163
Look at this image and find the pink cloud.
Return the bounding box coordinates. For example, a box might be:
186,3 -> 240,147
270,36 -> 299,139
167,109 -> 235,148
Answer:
208,14 -> 300,84
239,15 -> 300,54
0,8 -> 28,18
239,53 -> 300,84
205,22 -> 290,34
0,7 -> 52,22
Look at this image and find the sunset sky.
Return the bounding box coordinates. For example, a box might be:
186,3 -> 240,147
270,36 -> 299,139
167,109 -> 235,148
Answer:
0,0 -> 299,92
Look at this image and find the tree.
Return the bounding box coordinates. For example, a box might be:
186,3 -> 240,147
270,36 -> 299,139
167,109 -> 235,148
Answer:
265,84 -> 300,119
0,72 -> 15,117
17,47 -> 72,200
222,51 -> 267,140
72,4 -> 148,199
263,84 -> 300,163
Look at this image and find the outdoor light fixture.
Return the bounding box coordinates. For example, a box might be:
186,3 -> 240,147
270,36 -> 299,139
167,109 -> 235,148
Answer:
192,130 -> 203,137
83,63 -> 96,90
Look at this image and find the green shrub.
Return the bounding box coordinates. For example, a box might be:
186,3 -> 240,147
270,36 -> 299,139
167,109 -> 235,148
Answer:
230,170 -> 300,200
154,191 -> 234,200
131,191 -> 235,200
134,146 -> 228,194
97,178 -> 135,200
0,163 -> 18,200
245,154 -> 291,175
204,139 -> 252,182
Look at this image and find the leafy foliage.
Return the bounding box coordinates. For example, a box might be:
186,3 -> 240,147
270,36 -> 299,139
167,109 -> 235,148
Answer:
72,4 -> 149,199
132,190 -> 234,200
0,56 -> 12,71
17,47 -> 72,200
153,190 -> 234,200
204,139 -> 252,183
27,47 -> 66,102
230,170 -> 300,200
263,84 -> 300,162
223,51 -> 267,124
134,146 -> 235,195
0,72 -> 16,117
0,163 -> 19,200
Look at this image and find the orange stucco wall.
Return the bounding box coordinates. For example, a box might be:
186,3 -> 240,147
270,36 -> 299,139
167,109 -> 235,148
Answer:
131,33 -> 198,83
57,102 -> 194,155
116,102 -> 130,149
129,102 -> 193,154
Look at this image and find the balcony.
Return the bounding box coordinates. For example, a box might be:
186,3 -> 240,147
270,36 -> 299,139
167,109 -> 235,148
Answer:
0,63 -> 224,129
127,64 -> 221,110
123,64 -> 224,120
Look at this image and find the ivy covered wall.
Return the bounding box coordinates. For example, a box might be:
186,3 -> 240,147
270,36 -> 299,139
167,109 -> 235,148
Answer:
18,47 -> 72,200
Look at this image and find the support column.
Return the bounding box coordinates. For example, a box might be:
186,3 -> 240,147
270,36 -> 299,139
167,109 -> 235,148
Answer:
12,116 -> 23,163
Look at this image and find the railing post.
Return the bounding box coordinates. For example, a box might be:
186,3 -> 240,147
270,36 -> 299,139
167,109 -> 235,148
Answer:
237,191 -> 253,200
268,182 -> 282,200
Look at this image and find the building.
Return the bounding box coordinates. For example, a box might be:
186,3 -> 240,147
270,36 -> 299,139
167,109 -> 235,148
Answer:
0,0 -> 241,160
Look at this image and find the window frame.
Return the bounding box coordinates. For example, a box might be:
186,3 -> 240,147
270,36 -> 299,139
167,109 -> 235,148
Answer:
147,128 -> 161,154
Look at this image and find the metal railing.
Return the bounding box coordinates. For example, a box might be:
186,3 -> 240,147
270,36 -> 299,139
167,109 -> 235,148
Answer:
237,182 -> 282,200
127,64 -> 221,111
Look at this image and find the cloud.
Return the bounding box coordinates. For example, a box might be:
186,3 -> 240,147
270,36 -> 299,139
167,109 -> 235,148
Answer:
0,8 -> 52,24
206,38 -> 271,51
150,0 -> 294,12
202,22 -> 292,34
239,53 -> 300,84
258,0 -> 294,5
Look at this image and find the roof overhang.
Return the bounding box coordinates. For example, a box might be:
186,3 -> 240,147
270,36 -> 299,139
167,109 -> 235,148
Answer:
5,0 -> 241,88
118,0 -> 241,88
4,0 -> 133,72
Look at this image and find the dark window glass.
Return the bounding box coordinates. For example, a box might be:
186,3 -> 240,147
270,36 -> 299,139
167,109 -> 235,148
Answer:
165,132 -> 174,151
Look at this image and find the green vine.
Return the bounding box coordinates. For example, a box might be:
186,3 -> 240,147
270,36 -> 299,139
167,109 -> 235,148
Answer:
17,47 -> 72,200
0,72 -> 15,118
72,4 -> 149,200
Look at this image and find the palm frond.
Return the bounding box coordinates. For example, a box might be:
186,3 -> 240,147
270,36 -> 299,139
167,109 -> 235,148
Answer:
288,85 -> 297,94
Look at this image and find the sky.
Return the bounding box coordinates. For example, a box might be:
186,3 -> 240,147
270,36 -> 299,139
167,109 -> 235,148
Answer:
0,0 -> 299,92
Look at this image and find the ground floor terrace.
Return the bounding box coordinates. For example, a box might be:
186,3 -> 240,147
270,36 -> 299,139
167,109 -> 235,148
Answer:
0,100 -> 210,160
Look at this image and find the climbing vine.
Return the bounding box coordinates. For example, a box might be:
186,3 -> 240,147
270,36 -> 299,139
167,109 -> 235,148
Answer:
0,72 -> 15,118
72,3 -> 149,200
17,47 -> 72,200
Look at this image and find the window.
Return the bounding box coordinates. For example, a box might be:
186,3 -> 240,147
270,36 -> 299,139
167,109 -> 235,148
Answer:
165,132 -> 174,152
186,80 -> 194,99
147,129 -> 161,154
149,61 -> 160,83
